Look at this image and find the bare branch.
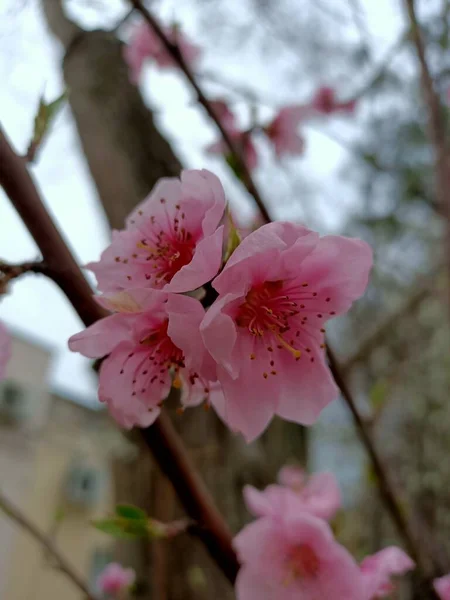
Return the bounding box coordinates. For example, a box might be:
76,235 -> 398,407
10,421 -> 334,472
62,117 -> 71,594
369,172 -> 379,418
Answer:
0,489 -> 95,599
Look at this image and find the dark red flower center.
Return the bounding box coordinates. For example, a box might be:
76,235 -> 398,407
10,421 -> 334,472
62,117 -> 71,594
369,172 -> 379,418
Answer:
286,544 -> 320,580
234,279 -> 330,379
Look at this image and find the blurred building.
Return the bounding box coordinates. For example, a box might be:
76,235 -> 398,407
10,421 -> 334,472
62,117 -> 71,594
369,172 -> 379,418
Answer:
0,330 -> 125,600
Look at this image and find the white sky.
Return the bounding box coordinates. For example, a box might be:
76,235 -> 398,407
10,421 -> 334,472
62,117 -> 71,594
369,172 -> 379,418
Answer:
0,0 -> 404,405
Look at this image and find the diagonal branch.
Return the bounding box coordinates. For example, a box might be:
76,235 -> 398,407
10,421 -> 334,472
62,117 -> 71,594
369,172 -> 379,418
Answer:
0,489 -> 95,599
404,0 -> 450,312
128,0 -> 272,224
0,124 -> 239,584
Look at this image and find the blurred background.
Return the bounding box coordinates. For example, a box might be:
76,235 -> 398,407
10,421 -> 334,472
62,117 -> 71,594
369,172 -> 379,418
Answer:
0,0 -> 449,598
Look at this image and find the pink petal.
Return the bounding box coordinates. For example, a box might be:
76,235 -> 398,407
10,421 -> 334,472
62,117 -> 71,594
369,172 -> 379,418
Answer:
99,342 -> 170,428
68,313 -> 136,359
166,225 -> 224,293
179,169 -> 227,236
275,344 -> 339,425
235,566 -> 275,600
434,574 -> 450,600
200,293 -> 240,377
126,178 -> 182,229
216,356 -> 278,442
295,234 -> 373,316
166,294 -> 215,379
361,546 -> 415,598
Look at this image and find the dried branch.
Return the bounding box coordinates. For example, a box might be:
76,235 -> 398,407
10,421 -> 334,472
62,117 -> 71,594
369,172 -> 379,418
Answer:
0,124 -> 239,584
0,489 -> 95,599
128,0 -> 272,224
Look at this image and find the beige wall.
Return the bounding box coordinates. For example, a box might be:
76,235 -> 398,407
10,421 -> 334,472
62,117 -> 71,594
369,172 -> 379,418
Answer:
1,333 -> 117,600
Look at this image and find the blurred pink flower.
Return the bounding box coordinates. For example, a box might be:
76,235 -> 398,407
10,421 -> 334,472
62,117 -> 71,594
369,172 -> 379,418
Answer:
0,320 -> 11,381
234,507 -> 364,600
434,574 -> 450,600
207,130 -> 258,171
69,290 -> 218,428
209,99 -> 237,134
97,563 -> 135,597
244,467 -> 341,521
311,86 -> 356,115
264,105 -> 310,158
124,21 -> 200,82
360,547 -> 415,598
87,170 -> 225,294
200,221 -> 372,441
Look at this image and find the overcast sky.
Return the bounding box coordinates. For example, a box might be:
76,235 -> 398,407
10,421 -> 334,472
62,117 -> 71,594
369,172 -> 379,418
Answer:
0,0 -> 403,406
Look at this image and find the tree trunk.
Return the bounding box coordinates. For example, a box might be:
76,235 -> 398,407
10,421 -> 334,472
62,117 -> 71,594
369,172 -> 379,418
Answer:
41,3 -> 307,599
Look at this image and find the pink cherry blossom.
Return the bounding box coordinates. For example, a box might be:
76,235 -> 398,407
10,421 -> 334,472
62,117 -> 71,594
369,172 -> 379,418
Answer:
97,563 -> 135,597
209,100 -> 237,134
87,170 -> 225,294
264,105 -> 310,158
69,290 -> 218,429
244,467 -> 341,522
434,574 -> 450,600
360,547 -> 415,598
311,86 -> 356,115
200,221 -> 372,441
0,320 -> 11,381
207,131 -> 258,171
124,21 -> 200,82
234,507 -> 364,600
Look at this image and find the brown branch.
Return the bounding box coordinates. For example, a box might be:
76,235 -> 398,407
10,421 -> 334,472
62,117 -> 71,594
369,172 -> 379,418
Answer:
128,0 -> 272,224
0,489 -> 95,599
0,259 -> 48,288
405,0 -> 450,314
0,124 -> 239,583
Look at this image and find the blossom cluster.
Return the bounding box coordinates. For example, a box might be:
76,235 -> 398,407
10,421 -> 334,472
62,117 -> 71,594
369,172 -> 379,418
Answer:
97,563 -> 135,598
69,169 -> 372,441
123,20 -> 355,169
206,87 -> 356,168
234,465 -> 415,600
0,320 -> 11,381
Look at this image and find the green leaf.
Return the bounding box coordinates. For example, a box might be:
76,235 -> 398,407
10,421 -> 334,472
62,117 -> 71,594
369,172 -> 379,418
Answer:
92,517 -> 149,539
223,208 -> 242,262
225,152 -> 245,182
27,91 -> 67,161
115,504 -> 147,521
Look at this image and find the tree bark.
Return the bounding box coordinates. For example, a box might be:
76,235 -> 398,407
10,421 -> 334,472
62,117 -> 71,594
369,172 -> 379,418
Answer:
41,3 -> 307,599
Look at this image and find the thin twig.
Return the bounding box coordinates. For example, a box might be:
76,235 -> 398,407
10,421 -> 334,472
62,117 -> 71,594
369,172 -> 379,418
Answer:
0,489 -> 95,599
0,124 -> 239,584
405,0 -> 450,315
128,0 -> 272,224
341,267 -> 440,375
0,259 -> 48,287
